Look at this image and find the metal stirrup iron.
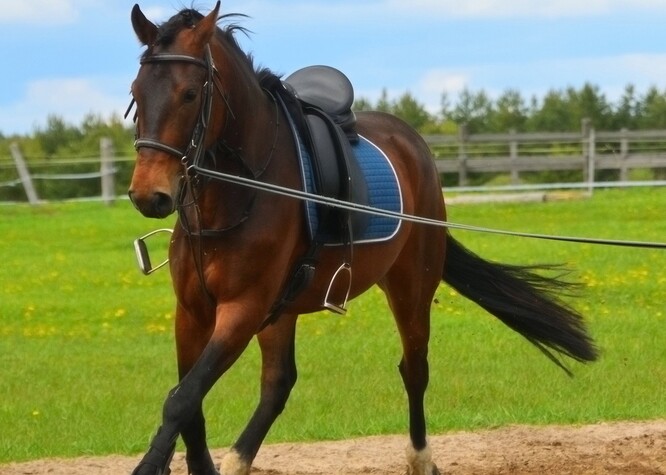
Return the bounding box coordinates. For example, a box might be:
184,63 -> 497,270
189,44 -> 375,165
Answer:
323,262 -> 352,314
134,229 -> 173,275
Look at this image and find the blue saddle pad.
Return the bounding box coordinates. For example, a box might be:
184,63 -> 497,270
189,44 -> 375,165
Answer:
296,133 -> 403,244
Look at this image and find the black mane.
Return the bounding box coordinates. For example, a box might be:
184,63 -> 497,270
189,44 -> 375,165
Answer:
149,8 -> 281,88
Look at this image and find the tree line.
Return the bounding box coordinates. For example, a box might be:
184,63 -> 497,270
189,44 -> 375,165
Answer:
3,83 -> 666,200
3,83 -> 666,162
355,83 -> 666,135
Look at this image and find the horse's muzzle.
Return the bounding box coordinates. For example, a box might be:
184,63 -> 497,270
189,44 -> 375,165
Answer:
128,190 -> 175,219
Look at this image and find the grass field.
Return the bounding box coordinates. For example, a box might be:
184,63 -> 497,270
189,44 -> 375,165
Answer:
1,187 -> 665,463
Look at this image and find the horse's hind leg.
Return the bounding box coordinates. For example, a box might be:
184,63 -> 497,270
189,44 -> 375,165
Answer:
381,256 -> 442,475
221,313 -> 298,474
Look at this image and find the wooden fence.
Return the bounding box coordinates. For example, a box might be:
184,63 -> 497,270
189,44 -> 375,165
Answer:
426,121 -> 666,186
2,138 -> 118,205
5,124 -> 666,203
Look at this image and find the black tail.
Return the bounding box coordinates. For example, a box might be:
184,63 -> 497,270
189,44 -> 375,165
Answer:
442,233 -> 598,375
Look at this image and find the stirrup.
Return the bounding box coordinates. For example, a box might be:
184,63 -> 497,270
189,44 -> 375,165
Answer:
134,228 -> 173,275
323,262 -> 352,314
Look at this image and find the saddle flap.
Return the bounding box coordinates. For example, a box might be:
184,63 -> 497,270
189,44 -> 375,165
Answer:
303,107 -> 369,241
284,65 -> 356,131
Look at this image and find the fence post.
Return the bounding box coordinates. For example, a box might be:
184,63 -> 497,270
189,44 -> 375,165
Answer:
580,118 -> 595,194
457,124 -> 468,186
587,127 -> 596,194
100,137 -> 115,205
9,142 -> 40,204
509,128 -> 519,184
620,128 -> 629,181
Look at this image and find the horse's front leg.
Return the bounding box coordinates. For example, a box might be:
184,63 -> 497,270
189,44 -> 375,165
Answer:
221,313 -> 298,475
131,306 -> 257,475
176,303 -> 221,475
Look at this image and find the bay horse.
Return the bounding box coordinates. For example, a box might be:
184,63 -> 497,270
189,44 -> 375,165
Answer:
126,3 -> 597,474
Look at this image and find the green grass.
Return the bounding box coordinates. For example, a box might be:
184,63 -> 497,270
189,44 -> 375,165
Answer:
1,188 -> 665,463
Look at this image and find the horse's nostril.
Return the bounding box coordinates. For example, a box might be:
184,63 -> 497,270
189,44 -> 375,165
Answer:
127,190 -> 174,218
152,192 -> 175,218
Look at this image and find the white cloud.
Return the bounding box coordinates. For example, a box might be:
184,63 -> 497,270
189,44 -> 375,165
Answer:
0,77 -> 131,135
417,70 -> 471,114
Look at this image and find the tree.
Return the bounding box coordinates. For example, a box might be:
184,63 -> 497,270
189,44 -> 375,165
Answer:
352,97 -> 374,112
34,115 -> 83,157
613,84 -> 640,130
491,89 -> 528,132
527,89 -> 571,131
79,113 -> 135,157
449,88 -> 494,133
376,88 -> 391,113
567,83 -> 612,130
638,87 -> 666,129
352,90 -> 435,132
390,92 -> 433,131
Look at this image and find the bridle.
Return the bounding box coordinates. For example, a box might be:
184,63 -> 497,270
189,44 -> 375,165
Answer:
126,43 -> 235,304
125,42 -> 279,192
126,40 -> 285,302
125,44 -> 219,174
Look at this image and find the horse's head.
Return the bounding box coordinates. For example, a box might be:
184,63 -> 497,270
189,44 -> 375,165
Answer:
127,2 -> 222,218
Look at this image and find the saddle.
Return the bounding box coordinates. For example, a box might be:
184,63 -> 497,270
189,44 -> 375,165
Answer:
284,65 -> 357,134
282,65 -> 368,242
263,65 -> 368,319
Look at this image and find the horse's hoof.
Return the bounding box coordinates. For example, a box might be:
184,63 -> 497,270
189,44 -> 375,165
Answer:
131,463 -> 170,475
187,466 -> 220,475
406,465 -> 440,475
186,452 -> 220,475
406,443 -> 440,475
220,450 -> 250,475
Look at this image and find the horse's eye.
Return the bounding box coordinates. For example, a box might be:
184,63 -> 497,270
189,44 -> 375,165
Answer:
184,89 -> 198,103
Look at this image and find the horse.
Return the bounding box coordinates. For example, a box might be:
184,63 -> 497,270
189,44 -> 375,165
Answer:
126,3 -> 597,474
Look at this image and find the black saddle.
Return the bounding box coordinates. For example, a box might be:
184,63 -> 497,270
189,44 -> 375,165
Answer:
280,66 -> 367,242
284,65 -> 357,133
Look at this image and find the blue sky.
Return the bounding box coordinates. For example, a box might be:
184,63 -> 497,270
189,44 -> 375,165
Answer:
3,0 -> 666,135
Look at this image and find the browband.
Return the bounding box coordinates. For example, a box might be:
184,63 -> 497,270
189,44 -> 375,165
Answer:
140,54 -> 207,68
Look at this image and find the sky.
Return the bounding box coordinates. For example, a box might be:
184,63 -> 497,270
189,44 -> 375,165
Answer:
3,0 -> 666,135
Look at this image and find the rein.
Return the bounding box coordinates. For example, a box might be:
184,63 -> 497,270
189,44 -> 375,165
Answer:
189,163 -> 666,250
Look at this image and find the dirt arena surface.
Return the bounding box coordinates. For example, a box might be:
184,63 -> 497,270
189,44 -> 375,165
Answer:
2,420 -> 665,474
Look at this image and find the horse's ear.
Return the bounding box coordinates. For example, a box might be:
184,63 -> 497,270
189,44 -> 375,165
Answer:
131,4 -> 158,46
193,1 -> 221,47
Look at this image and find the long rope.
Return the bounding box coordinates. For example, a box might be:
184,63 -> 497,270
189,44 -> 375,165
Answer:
190,164 -> 666,250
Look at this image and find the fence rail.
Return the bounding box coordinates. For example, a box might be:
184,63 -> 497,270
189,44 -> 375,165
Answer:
5,124 -> 666,203
2,139 -> 122,204
427,122 -> 666,187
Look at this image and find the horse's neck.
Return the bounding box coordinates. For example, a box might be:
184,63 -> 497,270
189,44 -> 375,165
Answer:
220,76 -> 277,168
187,83 -> 284,232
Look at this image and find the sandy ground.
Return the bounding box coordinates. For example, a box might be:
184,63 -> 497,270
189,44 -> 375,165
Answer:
2,420 -> 665,474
